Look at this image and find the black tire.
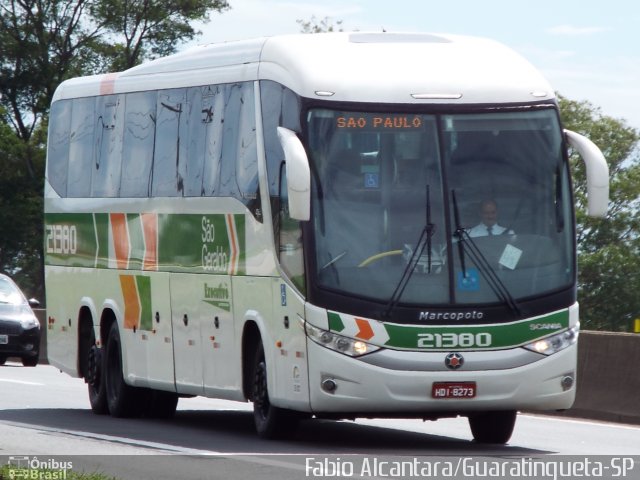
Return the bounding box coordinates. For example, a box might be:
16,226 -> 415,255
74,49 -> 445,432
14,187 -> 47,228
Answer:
146,389 -> 179,419
468,410 -> 517,444
251,343 -> 301,439
104,322 -> 147,418
87,335 -> 109,414
0,355 -> 7,366
21,356 -> 38,367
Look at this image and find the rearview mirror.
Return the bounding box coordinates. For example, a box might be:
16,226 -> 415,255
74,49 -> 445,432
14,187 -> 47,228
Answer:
277,127 -> 311,221
565,129 -> 609,217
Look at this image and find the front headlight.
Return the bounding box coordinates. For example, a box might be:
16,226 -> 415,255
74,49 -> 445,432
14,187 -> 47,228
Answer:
20,315 -> 40,330
524,324 -> 579,356
305,322 -> 380,357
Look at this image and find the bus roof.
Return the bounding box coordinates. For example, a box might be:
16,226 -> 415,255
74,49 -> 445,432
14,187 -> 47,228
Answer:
52,32 -> 555,105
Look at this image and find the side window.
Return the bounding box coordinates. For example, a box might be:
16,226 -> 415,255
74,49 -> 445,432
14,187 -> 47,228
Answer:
260,80 -> 302,247
67,97 -> 95,197
236,82 -> 260,221
201,85 -> 224,196
92,95 -> 124,197
216,83 -> 261,220
121,91 -> 156,197
183,86 -> 209,196
153,89 -> 186,196
278,163 -> 305,294
47,100 -> 71,197
218,84 -> 242,198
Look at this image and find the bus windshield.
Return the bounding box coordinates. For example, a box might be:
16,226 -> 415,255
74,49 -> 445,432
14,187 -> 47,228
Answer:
307,108 -> 574,309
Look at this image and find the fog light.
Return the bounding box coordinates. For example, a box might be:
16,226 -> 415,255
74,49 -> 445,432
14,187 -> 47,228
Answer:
24,343 -> 35,351
322,378 -> 337,393
561,375 -> 574,391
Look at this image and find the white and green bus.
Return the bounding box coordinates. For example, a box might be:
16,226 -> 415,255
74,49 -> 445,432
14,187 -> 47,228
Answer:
45,32 -> 608,443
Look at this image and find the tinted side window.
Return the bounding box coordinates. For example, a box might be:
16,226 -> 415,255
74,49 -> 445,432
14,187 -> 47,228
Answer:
183,86 -> 209,196
235,83 -> 259,219
214,83 -> 260,219
121,91 -> 156,197
201,85 -> 225,197
153,89 -> 186,197
67,97 -> 95,197
260,81 -> 302,241
47,100 -> 71,197
92,95 -> 124,197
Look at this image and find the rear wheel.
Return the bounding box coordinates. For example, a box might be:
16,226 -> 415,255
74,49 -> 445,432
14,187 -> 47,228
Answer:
86,330 -> 109,414
468,410 -> 517,444
104,322 -> 146,418
251,343 -> 301,438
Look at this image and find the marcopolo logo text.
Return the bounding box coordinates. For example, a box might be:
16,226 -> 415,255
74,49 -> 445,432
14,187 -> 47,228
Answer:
419,310 -> 484,321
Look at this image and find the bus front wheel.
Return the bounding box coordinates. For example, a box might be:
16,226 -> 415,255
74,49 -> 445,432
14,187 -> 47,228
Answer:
468,410 -> 517,444
251,343 -> 301,438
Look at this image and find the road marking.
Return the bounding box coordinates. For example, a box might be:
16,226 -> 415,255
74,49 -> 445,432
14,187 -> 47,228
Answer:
0,378 -> 44,386
521,413 -> 640,431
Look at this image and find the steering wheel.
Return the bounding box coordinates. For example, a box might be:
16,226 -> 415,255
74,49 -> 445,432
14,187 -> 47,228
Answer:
358,250 -> 403,267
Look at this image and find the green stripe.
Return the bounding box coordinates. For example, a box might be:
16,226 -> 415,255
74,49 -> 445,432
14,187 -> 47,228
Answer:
382,310 -> 570,350
328,312 -> 346,332
127,214 -> 145,270
95,213 -> 109,268
44,212 -> 246,274
135,275 -> 153,331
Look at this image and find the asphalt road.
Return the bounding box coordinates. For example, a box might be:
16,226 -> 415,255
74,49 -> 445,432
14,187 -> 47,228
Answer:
1,362 -> 639,480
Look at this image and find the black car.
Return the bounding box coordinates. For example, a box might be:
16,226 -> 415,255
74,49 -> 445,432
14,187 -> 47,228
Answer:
0,274 -> 41,367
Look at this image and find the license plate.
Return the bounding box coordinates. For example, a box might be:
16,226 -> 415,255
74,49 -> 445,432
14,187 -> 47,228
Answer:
432,382 -> 476,399
0,334 -> 7,345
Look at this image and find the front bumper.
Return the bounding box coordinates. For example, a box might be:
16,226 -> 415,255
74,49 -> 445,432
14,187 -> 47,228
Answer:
0,325 -> 40,359
307,340 -> 577,416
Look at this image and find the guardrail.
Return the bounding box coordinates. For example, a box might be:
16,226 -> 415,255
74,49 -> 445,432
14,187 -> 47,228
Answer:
558,331 -> 640,424
32,310 -> 639,424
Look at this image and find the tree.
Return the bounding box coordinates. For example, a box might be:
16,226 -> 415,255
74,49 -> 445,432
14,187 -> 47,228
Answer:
297,15 -> 343,34
0,0 -> 231,149
0,112 -> 44,299
92,0 -> 230,71
0,0 -> 230,300
0,0 -> 105,171
559,95 -> 640,331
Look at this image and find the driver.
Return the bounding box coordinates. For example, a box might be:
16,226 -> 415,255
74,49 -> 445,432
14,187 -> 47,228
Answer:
468,199 -> 513,237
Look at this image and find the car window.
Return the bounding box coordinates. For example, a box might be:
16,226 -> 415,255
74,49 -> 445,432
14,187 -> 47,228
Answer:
0,278 -> 25,305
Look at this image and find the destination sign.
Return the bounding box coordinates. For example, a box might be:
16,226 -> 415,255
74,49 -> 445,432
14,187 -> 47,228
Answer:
336,114 -> 423,130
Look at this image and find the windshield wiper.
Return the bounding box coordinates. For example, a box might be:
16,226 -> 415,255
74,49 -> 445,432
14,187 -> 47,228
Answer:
382,185 -> 436,319
451,189 -> 521,317
452,190 -> 468,276
555,165 -> 565,232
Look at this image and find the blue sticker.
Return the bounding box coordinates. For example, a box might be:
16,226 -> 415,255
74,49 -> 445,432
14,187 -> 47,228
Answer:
364,172 -> 379,188
457,268 -> 480,291
280,284 -> 287,306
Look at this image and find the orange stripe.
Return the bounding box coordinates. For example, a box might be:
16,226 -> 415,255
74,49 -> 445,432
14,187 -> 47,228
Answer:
100,72 -> 118,95
226,214 -> 238,274
120,275 -> 140,330
141,213 -> 158,271
110,213 -> 129,269
355,318 -> 375,341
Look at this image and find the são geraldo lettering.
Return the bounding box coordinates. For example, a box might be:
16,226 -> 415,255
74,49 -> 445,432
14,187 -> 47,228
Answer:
201,216 -> 228,272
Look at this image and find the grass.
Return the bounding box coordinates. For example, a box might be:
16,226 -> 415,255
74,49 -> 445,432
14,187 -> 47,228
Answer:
0,464 -> 119,480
